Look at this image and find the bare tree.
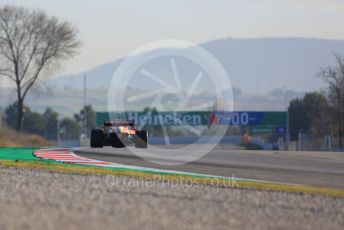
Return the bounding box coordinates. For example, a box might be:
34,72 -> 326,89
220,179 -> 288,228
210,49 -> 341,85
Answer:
317,54 -> 344,147
0,5 -> 81,131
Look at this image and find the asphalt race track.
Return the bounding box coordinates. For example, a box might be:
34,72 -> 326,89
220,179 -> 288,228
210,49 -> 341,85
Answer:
74,145 -> 344,188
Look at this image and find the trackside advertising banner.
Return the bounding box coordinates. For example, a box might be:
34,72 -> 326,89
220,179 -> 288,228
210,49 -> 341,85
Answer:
96,111 -> 287,127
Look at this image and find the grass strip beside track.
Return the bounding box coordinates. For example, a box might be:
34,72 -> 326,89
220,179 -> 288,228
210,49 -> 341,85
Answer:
1,148 -> 344,198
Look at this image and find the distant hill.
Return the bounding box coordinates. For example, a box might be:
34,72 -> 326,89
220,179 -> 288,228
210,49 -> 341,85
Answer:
49,37 -> 344,93
2,37 -> 344,117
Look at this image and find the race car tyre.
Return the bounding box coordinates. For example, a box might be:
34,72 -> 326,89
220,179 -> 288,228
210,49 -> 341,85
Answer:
90,129 -> 104,148
111,133 -> 125,148
135,130 -> 148,148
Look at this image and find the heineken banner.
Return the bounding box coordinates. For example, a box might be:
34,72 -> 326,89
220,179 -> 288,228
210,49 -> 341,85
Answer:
96,111 -> 287,127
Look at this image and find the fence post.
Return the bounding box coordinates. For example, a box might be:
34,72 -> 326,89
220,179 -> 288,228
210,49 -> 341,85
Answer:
0,110 -> 3,128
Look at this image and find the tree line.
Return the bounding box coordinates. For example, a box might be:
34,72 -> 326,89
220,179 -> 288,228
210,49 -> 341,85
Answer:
3,102 -> 96,140
289,54 -> 344,148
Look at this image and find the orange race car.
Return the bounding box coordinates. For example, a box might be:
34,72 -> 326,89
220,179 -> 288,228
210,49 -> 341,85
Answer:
90,120 -> 148,148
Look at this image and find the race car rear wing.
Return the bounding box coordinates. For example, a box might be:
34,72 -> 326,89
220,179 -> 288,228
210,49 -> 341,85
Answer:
104,120 -> 135,127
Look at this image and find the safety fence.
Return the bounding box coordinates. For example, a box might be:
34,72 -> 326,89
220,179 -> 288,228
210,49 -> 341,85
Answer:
289,136 -> 344,152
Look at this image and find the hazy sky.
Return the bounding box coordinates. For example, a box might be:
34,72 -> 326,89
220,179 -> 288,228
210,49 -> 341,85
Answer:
1,0 -> 344,76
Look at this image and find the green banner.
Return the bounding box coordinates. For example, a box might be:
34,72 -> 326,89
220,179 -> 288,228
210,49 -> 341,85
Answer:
96,111 -> 287,127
